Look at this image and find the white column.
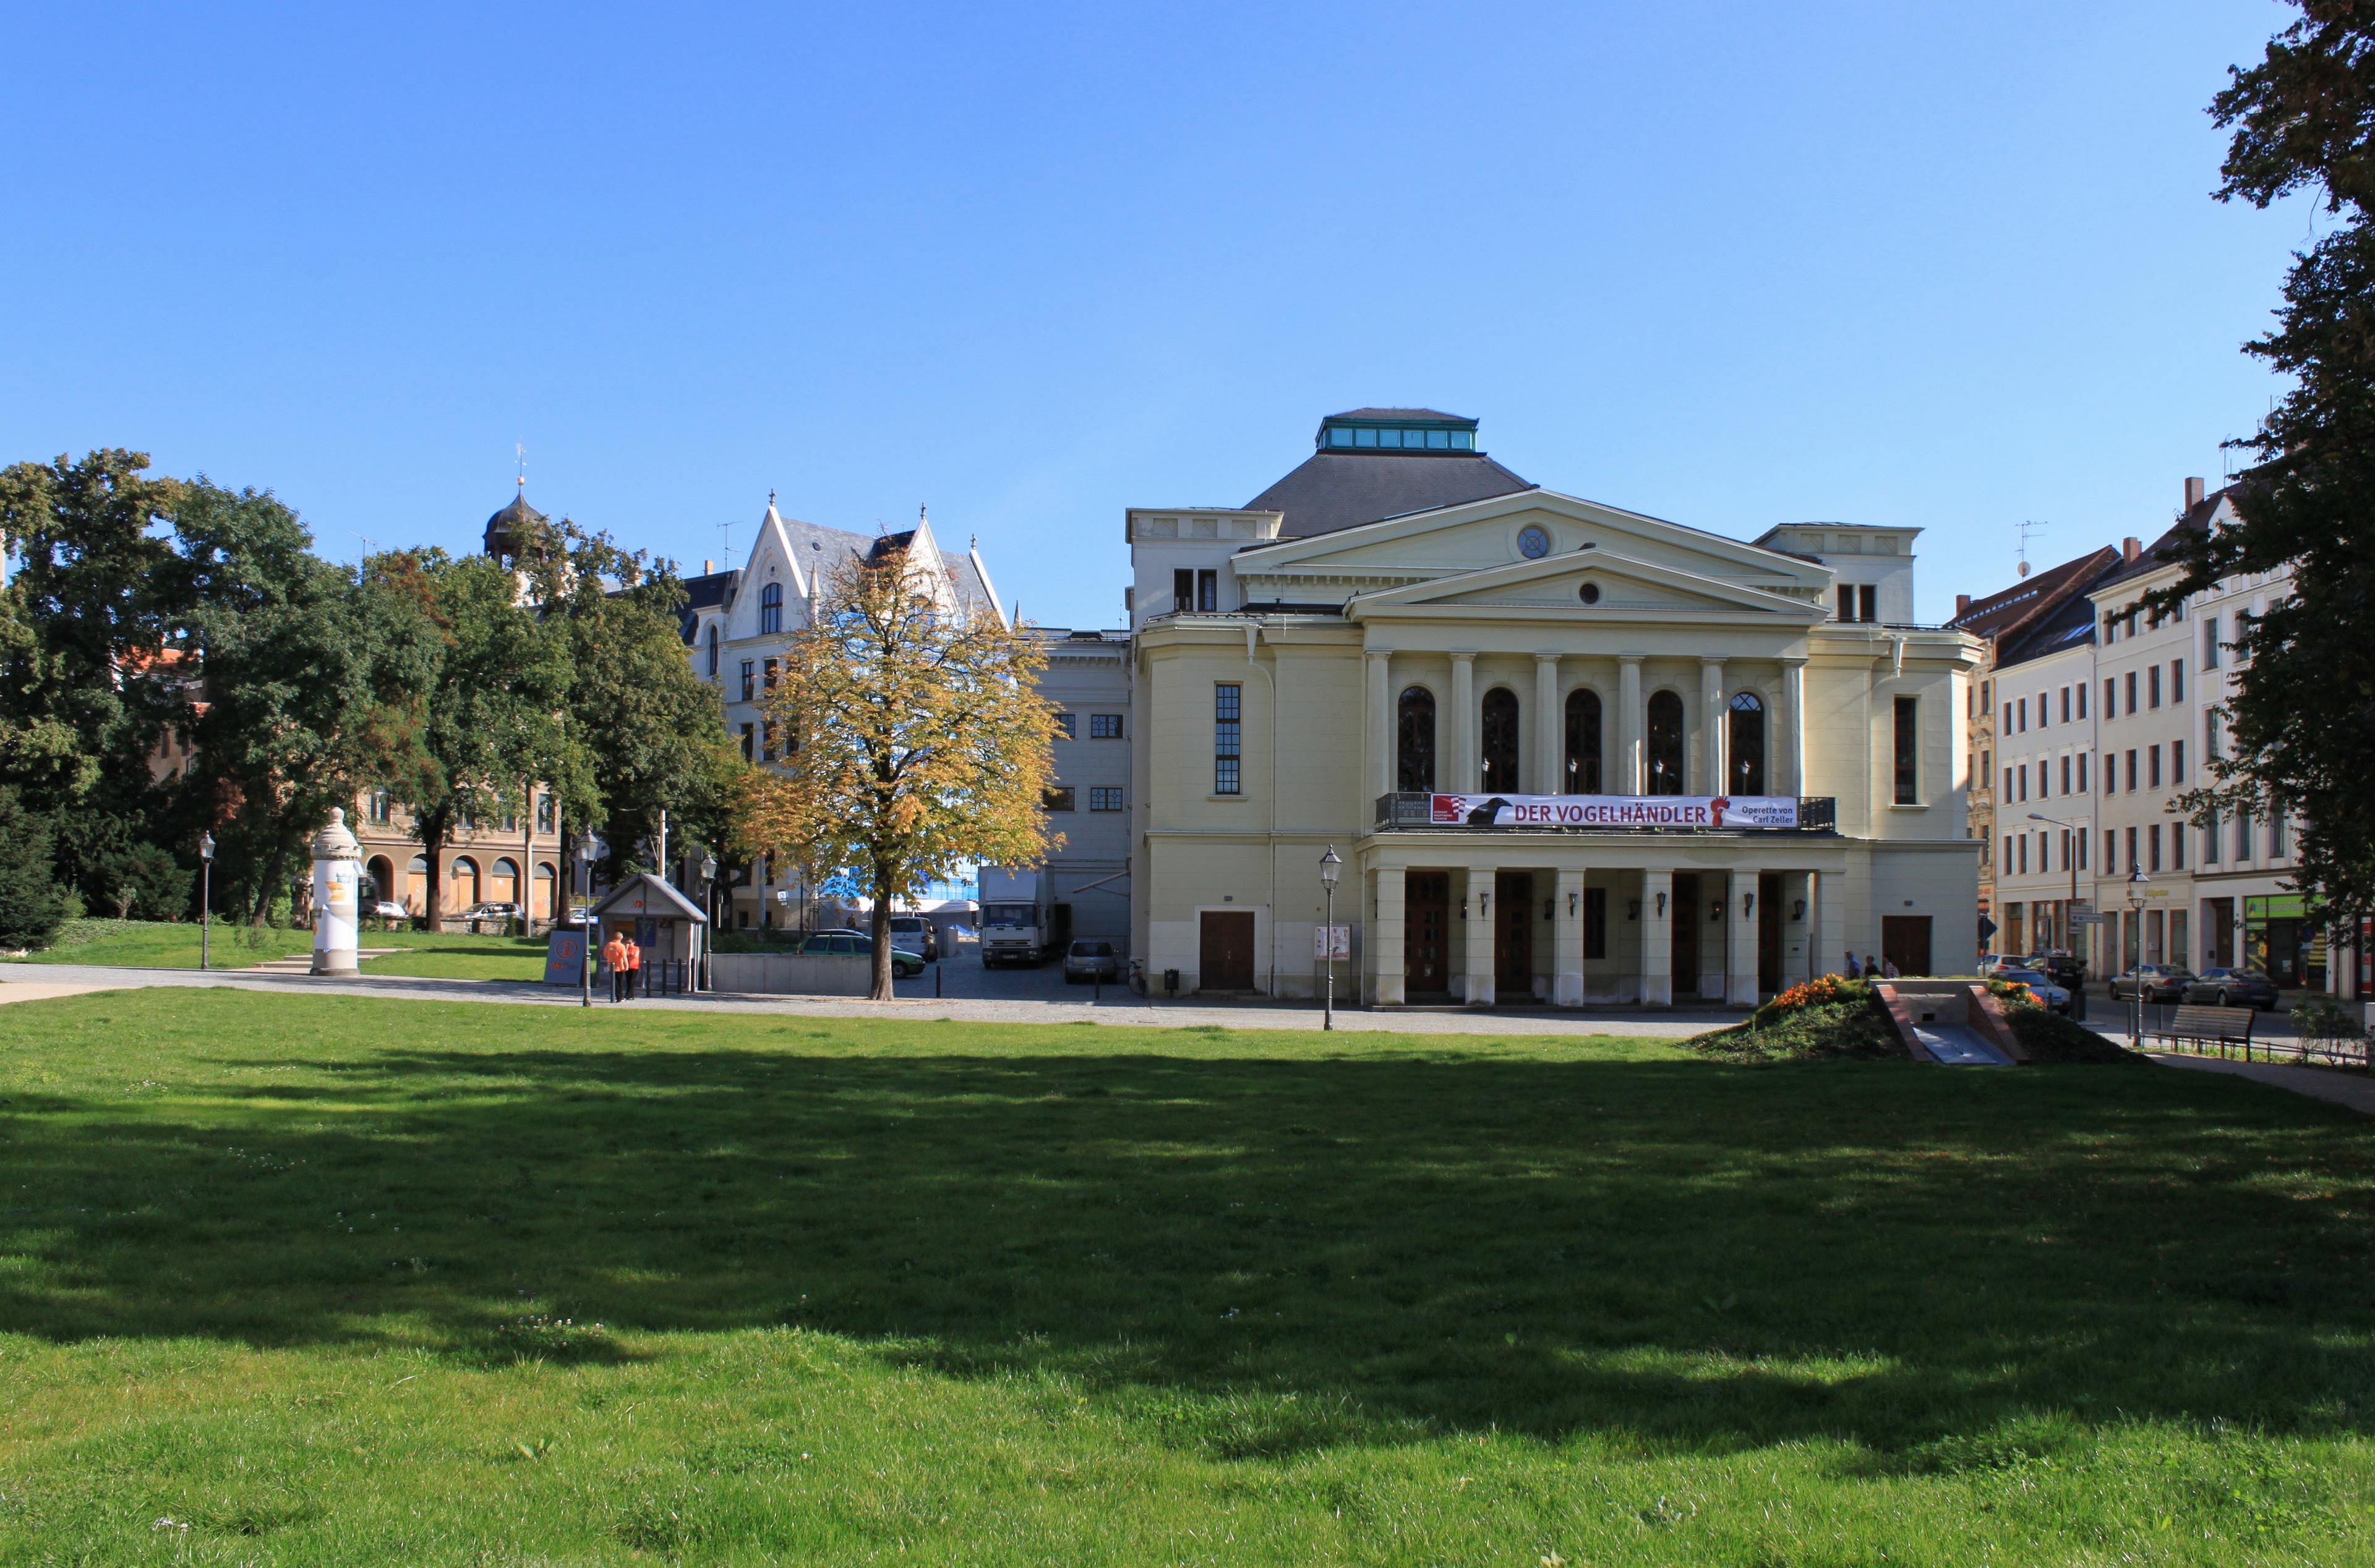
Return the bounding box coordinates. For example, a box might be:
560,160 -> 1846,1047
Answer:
1367,650 -> 1393,801
1727,869 -> 1760,1005
1460,866 -> 1496,1006
1814,869 -> 1844,979
1702,657 -> 1727,796
1619,655 -> 1645,795
1640,868 -> 1673,1005
1372,864 -> 1405,1006
1451,652 -> 1478,791
1534,654 -> 1561,794
1554,867 -> 1586,1005
1779,657 -> 1807,798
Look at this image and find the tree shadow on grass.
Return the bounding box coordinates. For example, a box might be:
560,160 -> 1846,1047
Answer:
6,1042 -> 2374,1457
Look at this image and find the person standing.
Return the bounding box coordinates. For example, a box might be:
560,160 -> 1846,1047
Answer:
622,933 -> 642,1001
602,929 -> 628,1003
1842,950 -> 1862,980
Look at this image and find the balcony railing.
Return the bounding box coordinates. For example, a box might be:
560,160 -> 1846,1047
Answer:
1372,793 -> 1838,833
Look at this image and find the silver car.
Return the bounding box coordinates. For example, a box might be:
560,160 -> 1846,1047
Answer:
1064,939 -> 1122,984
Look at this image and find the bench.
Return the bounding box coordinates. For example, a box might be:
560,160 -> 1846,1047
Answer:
2153,1004 -> 2257,1059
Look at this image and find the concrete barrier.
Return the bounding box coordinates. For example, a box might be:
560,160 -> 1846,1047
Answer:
708,953 -> 873,996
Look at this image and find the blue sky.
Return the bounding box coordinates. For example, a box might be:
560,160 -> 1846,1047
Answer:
1,1 -> 2311,626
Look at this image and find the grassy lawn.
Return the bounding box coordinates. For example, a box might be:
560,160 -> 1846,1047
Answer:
1,992 -> 2371,1564
4,918 -> 549,980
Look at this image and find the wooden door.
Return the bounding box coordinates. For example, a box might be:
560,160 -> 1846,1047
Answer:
1404,873 -> 1450,995
1672,872 -> 1701,998
1199,911 -> 1256,991
1495,871 -> 1533,997
1758,872 -> 1783,995
1881,915 -> 1932,977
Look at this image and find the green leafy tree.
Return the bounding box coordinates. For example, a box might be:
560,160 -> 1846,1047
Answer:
0,786 -> 66,950
2163,6 -> 2375,921
90,842 -> 190,921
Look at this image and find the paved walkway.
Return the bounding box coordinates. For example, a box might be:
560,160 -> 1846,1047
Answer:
2146,1050 -> 2375,1117
0,980 -> 111,1007
0,964 -> 1721,1038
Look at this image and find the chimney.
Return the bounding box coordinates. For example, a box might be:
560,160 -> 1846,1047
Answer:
2122,536 -> 2141,563
704,558 -> 714,574
2184,476 -> 2206,509
1954,593 -> 1971,616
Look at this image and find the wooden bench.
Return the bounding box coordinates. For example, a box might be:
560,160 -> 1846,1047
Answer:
2153,1004 -> 2257,1059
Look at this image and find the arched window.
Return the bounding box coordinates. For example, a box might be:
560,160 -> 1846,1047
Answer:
1646,691 -> 1686,795
451,856 -> 481,910
1564,688 -> 1603,793
1481,688 -> 1520,793
406,854 -> 429,913
1397,686 -> 1436,792
366,856 -> 395,906
706,623 -> 720,678
492,857 -> 520,906
760,582 -> 784,634
533,861 -> 557,918
1728,691 -> 1766,796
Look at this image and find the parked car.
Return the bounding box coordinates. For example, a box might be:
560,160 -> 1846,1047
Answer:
2181,966 -> 2282,1010
365,899 -> 409,922
1064,938 -> 1123,984
2110,964 -> 2196,1003
1975,953 -> 2006,978
883,914 -> 938,960
1996,966 -> 2073,1015
462,901 -> 524,922
2039,948 -> 2087,989
798,931 -> 926,979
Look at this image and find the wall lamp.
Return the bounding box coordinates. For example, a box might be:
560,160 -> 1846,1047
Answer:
1654,892 -> 1667,918
1709,900 -> 1722,923
1567,891 -> 1579,918
1458,897 -> 1468,919
1743,892 -> 1756,918
1479,890 -> 1491,917
1791,898 -> 1807,922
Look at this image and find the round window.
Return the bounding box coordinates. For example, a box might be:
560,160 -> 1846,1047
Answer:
1517,525 -> 1551,559
1578,581 -> 1601,605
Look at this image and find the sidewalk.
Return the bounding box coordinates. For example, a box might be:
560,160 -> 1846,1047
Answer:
2147,1051 -> 2375,1117
0,964 -> 1722,1038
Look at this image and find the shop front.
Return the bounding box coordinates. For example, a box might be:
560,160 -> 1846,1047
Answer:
2247,893 -> 2326,990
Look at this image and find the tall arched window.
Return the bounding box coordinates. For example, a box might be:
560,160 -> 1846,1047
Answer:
706,623 -> 721,678
759,582 -> 784,634
1481,688 -> 1520,792
492,858 -> 520,906
1397,686 -> 1436,792
1728,691 -> 1766,796
451,856 -> 481,910
1564,688 -> 1603,793
1646,690 -> 1686,795
406,854 -> 429,913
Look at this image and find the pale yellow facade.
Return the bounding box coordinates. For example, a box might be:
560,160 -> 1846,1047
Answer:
1126,488 -> 1982,1004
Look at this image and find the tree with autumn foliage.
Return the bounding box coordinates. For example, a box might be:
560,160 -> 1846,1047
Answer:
737,544 -> 1061,1000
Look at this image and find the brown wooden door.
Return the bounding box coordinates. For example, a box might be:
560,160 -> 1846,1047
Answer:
1881,915 -> 1932,977
1405,873 -> 1450,995
1199,910 -> 1256,991
1758,872 -> 1783,995
1672,872 -> 1701,999
1495,871 -> 1533,998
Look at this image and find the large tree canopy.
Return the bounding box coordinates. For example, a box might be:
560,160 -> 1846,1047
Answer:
2161,2 -> 2375,921
740,548 -> 1058,999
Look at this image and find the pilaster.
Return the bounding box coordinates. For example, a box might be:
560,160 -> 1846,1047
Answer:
1619,655 -> 1645,795
1554,867 -> 1586,1005
1702,657 -> 1727,796
1640,867 -> 1673,1005
1533,654 -> 1561,794
1780,657 -> 1807,796
1451,652 -> 1478,792
1372,864 -> 1405,1006
1727,870 -> 1760,1006
1367,651 -> 1393,801
1460,866 -> 1496,1006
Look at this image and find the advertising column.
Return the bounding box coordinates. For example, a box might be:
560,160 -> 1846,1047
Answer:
310,807 -> 363,977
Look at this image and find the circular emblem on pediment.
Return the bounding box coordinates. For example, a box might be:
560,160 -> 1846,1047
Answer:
1517,525 -> 1551,560
1578,581 -> 1601,605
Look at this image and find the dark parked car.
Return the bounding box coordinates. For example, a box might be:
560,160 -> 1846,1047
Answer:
2110,964 -> 2196,1003
798,932 -> 926,979
2181,966 -> 2282,1009
2038,949 -> 2086,988
1064,938 -> 1122,984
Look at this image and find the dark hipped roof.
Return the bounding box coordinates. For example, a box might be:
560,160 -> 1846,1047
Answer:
1994,586 -> 2100,673
1246,451 -> 1534,539
1324,407 -> 1474,424
1945,546 -> 2122,644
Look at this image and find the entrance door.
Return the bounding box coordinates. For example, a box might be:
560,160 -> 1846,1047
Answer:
1881,915 -> 1932,977
1495,871 -> 1534,1000
1672,872 -> 1701,999
1405,873 -> 1450,996
1758,872 -> 1782,995
1199,911 -> 1256,991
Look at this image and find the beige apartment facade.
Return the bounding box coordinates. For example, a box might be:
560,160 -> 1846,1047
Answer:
1124,411 -> 1982,1005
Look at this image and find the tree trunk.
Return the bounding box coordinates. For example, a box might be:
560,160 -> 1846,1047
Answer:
421,816 -> 448,928
249,841 -> 289,926
870,867 -> 896,1001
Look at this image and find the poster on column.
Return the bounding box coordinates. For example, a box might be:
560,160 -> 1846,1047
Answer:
1428,793 -> 1801,829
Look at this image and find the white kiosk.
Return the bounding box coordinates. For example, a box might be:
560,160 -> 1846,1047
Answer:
310,808 -> 363,976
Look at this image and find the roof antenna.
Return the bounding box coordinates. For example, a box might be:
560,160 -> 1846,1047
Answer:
515,441 -> 527,492
2016,519 -> 2049,579
717,518 -> 735,573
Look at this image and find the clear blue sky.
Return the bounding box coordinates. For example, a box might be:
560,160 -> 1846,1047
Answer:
1,1 -> 2313,627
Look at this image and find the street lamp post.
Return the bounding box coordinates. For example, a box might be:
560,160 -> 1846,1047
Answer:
198,832 -> 215,971
1318,846 -> 1343,1031
2126,866 -> 2150,1050
577,838 -> 594,1008
699,853 -> 718,992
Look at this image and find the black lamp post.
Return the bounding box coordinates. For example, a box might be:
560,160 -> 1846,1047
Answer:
2126,866 -> 2149,1049
198,832 -> 215,971
577,838 -> 594,1008
1318,845 -> 1342,1031
700,853 -> 718,991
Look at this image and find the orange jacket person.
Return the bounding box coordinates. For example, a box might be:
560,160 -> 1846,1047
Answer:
622,935 -> 642,1001
602,932 -> 628,1003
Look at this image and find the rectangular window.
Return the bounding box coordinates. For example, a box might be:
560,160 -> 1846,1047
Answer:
2237,812 -> 2253,860
2076,682 -> 2087,719
2172,819 -> 2186,869
368,790 -> 392,825
2103,613 -> 2118,644
2060,686 -> 2071,724
2004,834 -> 2014,869
2060,755 -> 2071,795
2147,666 -> 2161,709
1215,683 -> 1242,796
2017,764 -> 2027,803
2037,691 -> 2048,728
1089,713 -> 1124,739
2017,697 -> 2027,733
2104,676 -> 2116,718
536,794 -> 556,833
2204,818 -> 2220,864
2147,745 -> 2161,789
2203,617 -> 2220,669
1053,712 -> 1076,739
2272,816 -> 2286,857
2018,835 -> 2029,875
2171,739 -> 2185,784
1088,786 -> 1124,811
739,723 -> 754,761
1980,679 -> 1991,711
740,660 -> 756,702
1838,586 -> 1855,621
2125,749 -> 2138,791
1585,887 -> 1607,960
2003,704 -> 2014,735
2170,659 -> 2185,702
1042,787 -> 1076,812
2125,670 -> 2138,713
2149,824 -> 2163,872
2077,752 -> 2088,792
1893,696 -> 1918,804
1859,584 -> 1877,623
2105,827 -> 2118,869
1173,569 -> 1194,612
763,657 -> 778,691
2078,829 -> 2089,871
2126,825 -> 2139,872
1197,569 -> 1218,612
761,721 -> 777,762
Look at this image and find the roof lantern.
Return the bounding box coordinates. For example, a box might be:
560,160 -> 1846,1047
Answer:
1314,407 -> 1479,454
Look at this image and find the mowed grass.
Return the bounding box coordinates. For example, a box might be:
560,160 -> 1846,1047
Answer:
1,994 -> 2372,1565
6,918 -> 547,979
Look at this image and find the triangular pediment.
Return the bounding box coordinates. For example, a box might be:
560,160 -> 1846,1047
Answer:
1347,547 -> 1823,620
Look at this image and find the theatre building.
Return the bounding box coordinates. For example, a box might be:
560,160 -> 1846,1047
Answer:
1124,409 -> 1981,1004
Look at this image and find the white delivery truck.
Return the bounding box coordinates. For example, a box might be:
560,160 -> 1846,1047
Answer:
978,866 -> 1066,966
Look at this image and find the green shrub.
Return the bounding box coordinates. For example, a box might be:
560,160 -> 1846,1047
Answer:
2006,1005 -> 2142,1065
1695,990 -> 1904,1063
0,788 -> 66,951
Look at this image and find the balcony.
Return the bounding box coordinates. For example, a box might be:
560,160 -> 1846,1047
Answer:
1373,793 -> 1838,833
